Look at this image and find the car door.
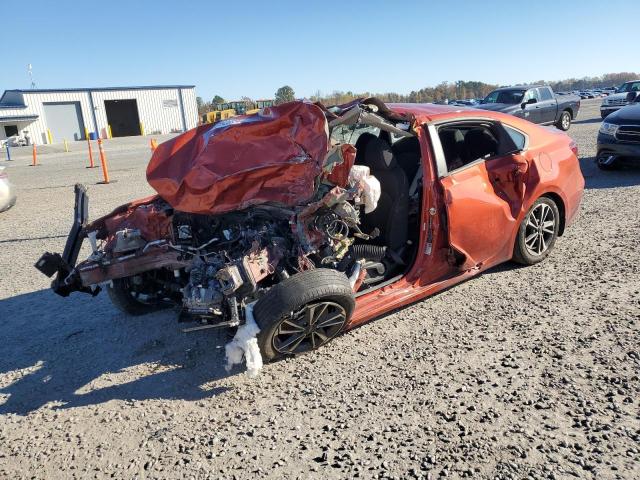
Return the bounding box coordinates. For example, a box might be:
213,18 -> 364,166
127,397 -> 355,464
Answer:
520,88 -> 541,123
536,87 -> 557,124
430,121 -> 529,271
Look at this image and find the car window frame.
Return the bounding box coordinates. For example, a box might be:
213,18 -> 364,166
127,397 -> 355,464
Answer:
503,124 -> 529,152
538,87 -> 553,101
523,89 -> 540,103
427,118 -> 530,178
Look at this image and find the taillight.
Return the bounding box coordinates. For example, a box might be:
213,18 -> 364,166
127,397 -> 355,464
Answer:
569,140 -> 578,157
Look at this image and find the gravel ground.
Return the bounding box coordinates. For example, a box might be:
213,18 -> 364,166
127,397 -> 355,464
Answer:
0,99 -> 638,479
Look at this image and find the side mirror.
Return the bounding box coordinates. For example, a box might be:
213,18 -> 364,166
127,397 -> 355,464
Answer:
626,91 -> 638,102
521,98 -> 537,109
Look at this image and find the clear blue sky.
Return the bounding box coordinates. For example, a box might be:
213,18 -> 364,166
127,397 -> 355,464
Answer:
0,0 -> 636,102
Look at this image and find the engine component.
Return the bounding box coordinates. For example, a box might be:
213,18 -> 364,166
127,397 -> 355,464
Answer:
216,264 -> 244,295
113,229 -> 146,253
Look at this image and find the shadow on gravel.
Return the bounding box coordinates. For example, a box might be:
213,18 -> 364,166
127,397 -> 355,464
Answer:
0,289 -> 236,415
579,156 -> 640,189
573,117 -> 602,125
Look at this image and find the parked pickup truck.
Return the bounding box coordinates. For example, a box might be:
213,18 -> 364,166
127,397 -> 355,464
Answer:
600,80 -> 640,119
477,85 -> 581,131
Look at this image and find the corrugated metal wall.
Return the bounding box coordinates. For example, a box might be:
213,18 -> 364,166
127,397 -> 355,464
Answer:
92,88 -> 196,137
0,91 -> 94,144
179,88 -> 198,130
0,87 -> 198,144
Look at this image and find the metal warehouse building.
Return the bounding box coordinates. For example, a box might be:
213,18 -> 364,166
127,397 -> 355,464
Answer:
0,85 -> 198,145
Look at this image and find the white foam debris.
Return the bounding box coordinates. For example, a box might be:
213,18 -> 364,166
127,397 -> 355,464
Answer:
348,165 -> 381,213
225,302 -> 263,377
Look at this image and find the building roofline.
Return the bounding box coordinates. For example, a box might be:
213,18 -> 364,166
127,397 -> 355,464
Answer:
0,114 -> 39,122
0,85 -> 196,106
4,85 -> 195,94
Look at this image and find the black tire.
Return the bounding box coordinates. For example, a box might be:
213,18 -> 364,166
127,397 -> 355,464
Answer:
107,277 -> 170,316
556,110 -> 571,131
253,269 -> 355,361
512,197 -> 560,265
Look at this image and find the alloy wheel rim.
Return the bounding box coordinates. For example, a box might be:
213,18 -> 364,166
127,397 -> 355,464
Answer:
273,301 -> 346,354
562,114 -> 570,129
524,203 -> 556,256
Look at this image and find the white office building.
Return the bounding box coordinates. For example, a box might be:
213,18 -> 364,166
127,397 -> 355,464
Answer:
0,85 -> 198,145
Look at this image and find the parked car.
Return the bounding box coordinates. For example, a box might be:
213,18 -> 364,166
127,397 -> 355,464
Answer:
600,80 -> 640,119
2,134 -> 28,148
478,85 -> 580,131
36,99 -> 584,363
0,166 -> 17,212
450,99 -> 478,106
597,92 -> 640,170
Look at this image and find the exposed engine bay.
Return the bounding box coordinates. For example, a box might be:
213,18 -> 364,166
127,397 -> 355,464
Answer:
35,98 -> 419,334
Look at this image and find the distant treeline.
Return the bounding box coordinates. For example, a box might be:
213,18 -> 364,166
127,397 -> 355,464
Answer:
309,72 -> 639,105
531,72 -> 639,93
197,72 -> 639,114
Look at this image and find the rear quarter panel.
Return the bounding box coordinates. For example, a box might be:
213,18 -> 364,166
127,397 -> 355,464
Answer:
511,121 -> 584,234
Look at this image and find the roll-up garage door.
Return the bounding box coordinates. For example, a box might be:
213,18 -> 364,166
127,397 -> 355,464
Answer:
43,102 -> 86,142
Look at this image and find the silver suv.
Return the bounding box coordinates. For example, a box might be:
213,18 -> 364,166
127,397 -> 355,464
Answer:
601,81 -> 640,119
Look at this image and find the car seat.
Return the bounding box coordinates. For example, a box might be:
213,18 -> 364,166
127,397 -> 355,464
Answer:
463,128 -> 498,163
439,129 -> 466,171
359,137 -> 409,252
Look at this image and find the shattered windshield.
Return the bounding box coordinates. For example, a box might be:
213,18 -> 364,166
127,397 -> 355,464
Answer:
330,124 -> 380,145
484,90 -> 525,104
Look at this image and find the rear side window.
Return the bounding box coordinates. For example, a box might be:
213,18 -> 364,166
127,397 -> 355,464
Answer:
504,126 -> 526,150
538,87 -> 553,101
438,124 -> 500,172
437,121 -> 527,174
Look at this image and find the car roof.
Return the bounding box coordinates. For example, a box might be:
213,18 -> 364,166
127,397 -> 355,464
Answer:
387,103 -> 532,126
491,85 -> 544,91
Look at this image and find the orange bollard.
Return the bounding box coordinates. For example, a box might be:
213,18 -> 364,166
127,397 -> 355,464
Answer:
97,139 -> 111,184
86,136 -> 97,168
30,143 -> 39,166
150,138 -> 158,152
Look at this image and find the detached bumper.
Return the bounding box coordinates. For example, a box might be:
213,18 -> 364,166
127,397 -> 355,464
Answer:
34,184 -> 97,297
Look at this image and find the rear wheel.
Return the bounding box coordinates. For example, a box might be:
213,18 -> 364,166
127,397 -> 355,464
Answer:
556,110 -> 571,131
512,197 -> 560,265
107,275 -> 172,316
253,269 -> 355,361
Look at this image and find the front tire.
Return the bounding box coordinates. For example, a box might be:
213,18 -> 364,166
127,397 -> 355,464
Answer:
556,110 -> 571,131
107,276 -> 170,316
253,269 -> 356,362
512,197 -> 560,265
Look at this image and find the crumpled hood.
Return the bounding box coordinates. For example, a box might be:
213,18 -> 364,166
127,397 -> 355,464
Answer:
146,101 -> 329,215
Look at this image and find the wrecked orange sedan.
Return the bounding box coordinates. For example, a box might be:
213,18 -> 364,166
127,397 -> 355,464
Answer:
36,98 -> 584,366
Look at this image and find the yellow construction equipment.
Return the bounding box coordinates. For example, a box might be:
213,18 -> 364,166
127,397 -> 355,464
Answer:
201,100 -> 275,124
201,108 -> 236,125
